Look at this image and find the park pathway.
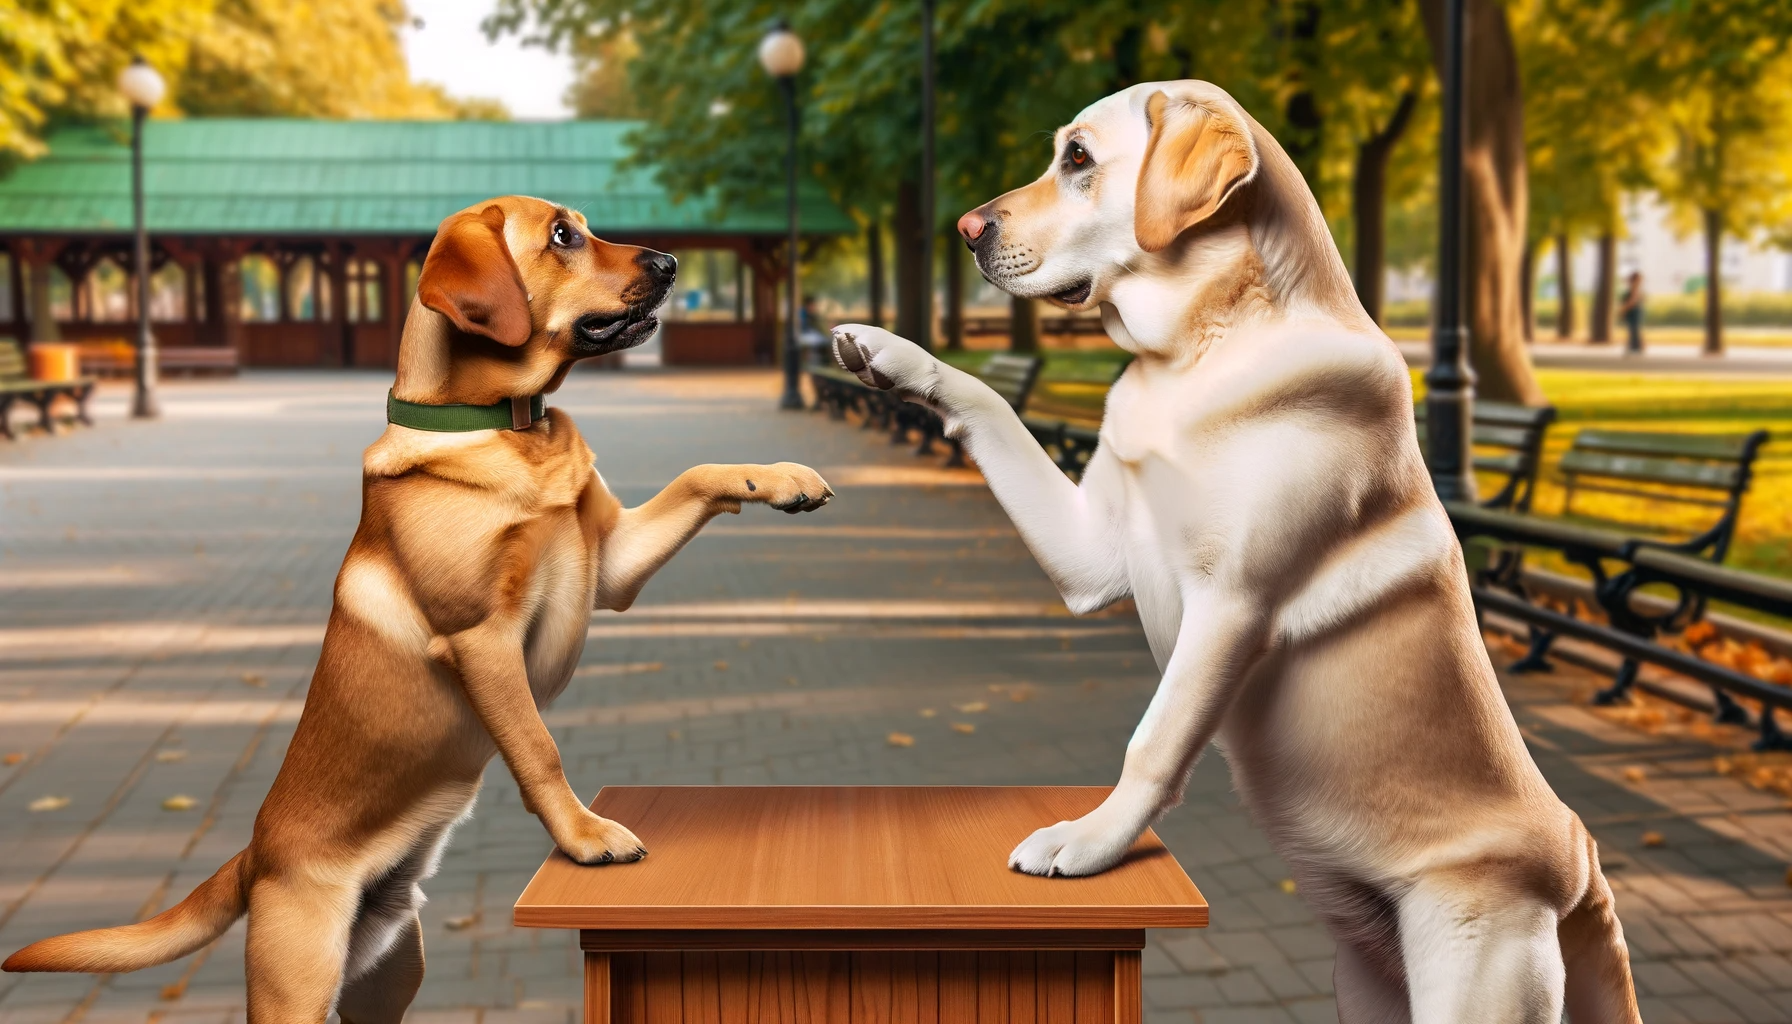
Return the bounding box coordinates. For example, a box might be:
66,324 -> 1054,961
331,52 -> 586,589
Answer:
2,370 -> 1791,1024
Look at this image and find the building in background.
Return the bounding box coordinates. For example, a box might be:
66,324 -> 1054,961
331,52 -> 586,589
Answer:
0,121 -> 852,368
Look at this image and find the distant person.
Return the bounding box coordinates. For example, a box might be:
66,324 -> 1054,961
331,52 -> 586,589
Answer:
1620,271 -> 1645,354
797,295 -> 829,365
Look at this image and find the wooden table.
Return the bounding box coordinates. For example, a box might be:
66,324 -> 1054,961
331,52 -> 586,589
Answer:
515,787 -> 1207,1024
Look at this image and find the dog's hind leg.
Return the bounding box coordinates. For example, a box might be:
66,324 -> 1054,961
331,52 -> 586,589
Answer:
1333,941 -> 1409,1024
1559,834 -> 1641,1023
243,874 -> 360,1024
336,914 -> 424,1024
1399,872 -> 1564,1024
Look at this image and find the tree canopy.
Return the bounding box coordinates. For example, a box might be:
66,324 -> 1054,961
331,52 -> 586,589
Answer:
0,0 -> 502,164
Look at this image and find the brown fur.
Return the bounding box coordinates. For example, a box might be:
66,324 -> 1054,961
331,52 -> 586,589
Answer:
3,196 -> 833,1024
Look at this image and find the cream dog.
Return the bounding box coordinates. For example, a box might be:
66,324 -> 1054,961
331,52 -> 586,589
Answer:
829,82 -> 1638,1023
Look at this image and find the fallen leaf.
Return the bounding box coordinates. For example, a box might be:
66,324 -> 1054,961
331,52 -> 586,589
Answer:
1009,685 -> 1035,703
666,730 -> 681,741
954,701 -> 988,714
1641,831 -> 1665,848
162,795 -> 197,811
1622,766 -> 1647,784
1279,879 -> 1297,895
155,750 -> 187,763
887,732 -> 915,748
29,795 -> 70,812
951,722 -> 976,735
443,914 -> 478,931
713,660 -> 729,671
241,672 -> 266,688
919,708 -> 937,718
2,752 -> 23,766
785,676 -> 800,687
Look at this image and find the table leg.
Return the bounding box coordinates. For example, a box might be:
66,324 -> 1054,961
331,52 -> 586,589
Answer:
584,952 -> 612,1024
1113,950 -> 1141,1024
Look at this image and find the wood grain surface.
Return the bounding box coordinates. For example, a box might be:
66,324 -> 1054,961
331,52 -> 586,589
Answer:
514,787 -> 1206,930
596,949 -> 1133,1024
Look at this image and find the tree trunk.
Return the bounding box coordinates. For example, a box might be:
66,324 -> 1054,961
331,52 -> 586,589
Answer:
1703,206 -> 1723,355
1590,232 -> 1614,343
1554,232 -> 1574,340
894,179 -> 929,347
1419,0 -> 1545,405
944,232 -> 964,351
1009,294 -> 1039,353
867,221 -> 884,329
1352,90 -> 1417,323
1519,240 -> 1534,343
1283,1 -> 1324,190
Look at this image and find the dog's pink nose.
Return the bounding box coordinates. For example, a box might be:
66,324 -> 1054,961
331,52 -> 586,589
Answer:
958,209 -> 987,243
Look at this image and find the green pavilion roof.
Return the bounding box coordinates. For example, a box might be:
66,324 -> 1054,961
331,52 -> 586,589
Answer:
0,119 -> 854,237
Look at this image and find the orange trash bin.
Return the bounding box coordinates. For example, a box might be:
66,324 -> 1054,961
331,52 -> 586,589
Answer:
28,343 -> 82,382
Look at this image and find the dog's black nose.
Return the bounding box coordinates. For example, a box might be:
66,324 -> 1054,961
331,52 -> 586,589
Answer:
640,251 -> 677,285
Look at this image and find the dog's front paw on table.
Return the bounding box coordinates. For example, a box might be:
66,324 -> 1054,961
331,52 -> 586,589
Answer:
556,814 -> 647,866
830,324 -> 936,394
1008,818 -> 1133,877
745,462 -> 834,514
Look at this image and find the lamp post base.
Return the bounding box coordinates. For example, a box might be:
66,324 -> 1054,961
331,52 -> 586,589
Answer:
777,384 -> 805,411
131,388 -> 160,420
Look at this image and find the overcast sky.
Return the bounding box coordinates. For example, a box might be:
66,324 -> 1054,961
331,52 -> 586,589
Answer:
403,0 -> 575,120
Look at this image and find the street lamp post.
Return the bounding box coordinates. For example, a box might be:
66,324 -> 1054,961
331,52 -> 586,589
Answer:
918,0 -> 935,352
1423,0 -> 1475,502
760,23 -> 806,411
119,57 -> 165,420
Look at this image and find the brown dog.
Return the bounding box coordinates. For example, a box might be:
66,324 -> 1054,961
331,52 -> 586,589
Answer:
3,196 -> 833,1022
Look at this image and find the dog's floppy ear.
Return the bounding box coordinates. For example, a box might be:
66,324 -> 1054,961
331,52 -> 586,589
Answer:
1134,89 -> 1259,253
418,205 -> 532,346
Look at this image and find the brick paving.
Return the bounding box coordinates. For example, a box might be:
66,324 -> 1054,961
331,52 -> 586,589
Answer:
1,369 -> 1790,1024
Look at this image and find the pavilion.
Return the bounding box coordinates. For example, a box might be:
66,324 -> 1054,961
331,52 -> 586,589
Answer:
0,120 -> 854,368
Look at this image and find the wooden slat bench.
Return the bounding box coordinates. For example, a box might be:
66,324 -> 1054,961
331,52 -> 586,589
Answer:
0,340 -> 96,440
924,354 -> 1042,465
1021,360 -> 1130,480
1503,427 -> 1772,715
1558,428 -> 1769,558
1413,400 -> 1557,512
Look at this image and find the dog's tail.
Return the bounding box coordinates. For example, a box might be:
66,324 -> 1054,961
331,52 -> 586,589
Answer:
3,850 -> 248,974
1559,827 -> 1642,1023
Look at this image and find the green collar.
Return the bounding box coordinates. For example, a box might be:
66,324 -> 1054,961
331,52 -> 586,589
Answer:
387,391 -> 546,432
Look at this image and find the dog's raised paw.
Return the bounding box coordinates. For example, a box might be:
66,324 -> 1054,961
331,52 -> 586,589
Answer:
1008,819 -> 1129,878
558,814 -> 647,866
757,463 -> 834,513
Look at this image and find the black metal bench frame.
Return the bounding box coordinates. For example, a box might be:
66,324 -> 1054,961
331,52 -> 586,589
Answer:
1492,428 -> 1770,708
0,340 -> 96,440
1451,502 -> 1792,749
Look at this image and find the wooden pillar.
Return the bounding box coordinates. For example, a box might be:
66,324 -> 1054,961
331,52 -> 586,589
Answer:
216,240 -> 249,361
16,240 -> 65,342
381,247 -> 406,369
328,243 -> 351,367
750,244 -> 779,365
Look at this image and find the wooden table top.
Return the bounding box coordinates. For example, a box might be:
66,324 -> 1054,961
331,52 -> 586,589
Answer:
513,787 -> 1207,931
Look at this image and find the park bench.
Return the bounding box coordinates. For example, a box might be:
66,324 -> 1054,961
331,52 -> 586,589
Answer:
809,354 -> 1043,467
0,340 -> 95,440
1021,359 -> 1130,480
1459,426 -> 1773,725
1451,500 -> 1792,750
1413,400 -> 1557,512
1557,428 -> 1768,559
924,354 -> 1042,465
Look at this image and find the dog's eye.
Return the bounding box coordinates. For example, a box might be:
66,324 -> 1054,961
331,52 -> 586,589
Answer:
550,221 -> 584,249
1065,141 -> 1090,169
